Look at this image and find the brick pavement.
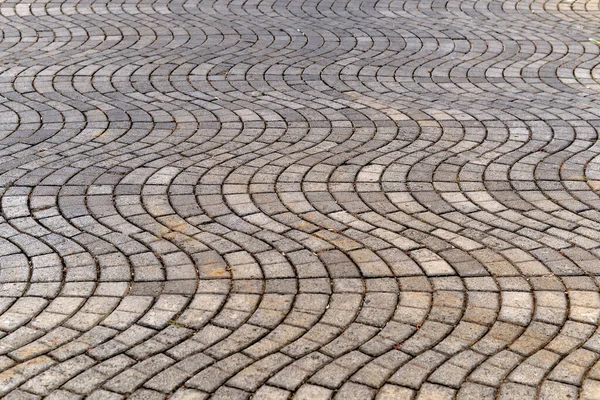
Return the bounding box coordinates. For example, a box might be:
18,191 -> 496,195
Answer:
0,0 -> 599,398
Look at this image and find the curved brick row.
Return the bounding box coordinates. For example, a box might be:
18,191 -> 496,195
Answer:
0,0 -> 600,399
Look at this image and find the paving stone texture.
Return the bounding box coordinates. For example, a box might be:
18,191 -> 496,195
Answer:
1,0 -> 600,398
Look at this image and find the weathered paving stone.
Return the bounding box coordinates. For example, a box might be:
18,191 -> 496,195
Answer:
0,0 -> 599,398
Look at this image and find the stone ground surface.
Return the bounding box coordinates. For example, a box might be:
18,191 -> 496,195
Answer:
1,0 -> 600,399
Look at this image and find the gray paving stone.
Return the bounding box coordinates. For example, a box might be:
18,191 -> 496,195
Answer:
0,0 -> 599,398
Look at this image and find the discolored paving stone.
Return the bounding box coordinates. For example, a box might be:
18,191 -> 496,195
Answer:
0,0 -> 600,398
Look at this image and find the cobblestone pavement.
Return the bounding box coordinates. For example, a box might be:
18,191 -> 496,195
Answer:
2,0 -> 600,399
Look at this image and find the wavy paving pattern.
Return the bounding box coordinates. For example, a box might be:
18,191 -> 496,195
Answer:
1,0 -> 600,398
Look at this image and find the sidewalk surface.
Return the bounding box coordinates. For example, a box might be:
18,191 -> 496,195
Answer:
0,0 -> 599,399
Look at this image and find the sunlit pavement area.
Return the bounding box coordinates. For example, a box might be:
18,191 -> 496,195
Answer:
1,0 -> 600,399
